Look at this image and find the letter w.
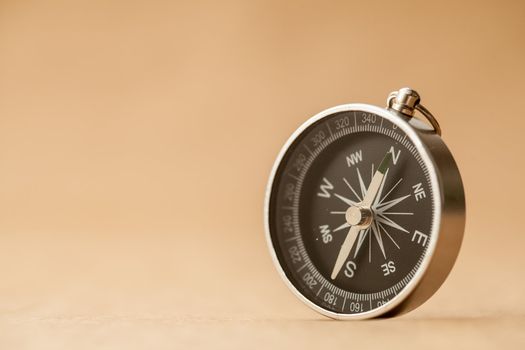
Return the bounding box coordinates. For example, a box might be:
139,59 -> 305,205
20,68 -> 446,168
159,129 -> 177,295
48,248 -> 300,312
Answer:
317,178 -> 334,198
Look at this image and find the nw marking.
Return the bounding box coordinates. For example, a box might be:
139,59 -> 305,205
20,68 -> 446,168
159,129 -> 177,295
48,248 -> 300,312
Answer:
346,150 -> 363,167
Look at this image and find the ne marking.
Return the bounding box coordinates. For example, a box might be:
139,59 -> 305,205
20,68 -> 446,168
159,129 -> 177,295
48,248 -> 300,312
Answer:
412,182 -> 427,201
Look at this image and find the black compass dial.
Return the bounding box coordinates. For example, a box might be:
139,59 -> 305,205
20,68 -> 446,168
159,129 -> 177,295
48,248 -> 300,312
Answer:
269,110 -> 436,314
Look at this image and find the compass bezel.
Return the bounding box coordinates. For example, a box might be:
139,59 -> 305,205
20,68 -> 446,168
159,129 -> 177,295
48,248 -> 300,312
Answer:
264,103 -> 464,319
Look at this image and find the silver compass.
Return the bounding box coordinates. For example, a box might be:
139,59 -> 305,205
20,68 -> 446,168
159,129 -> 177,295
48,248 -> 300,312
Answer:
264,88 -> 465,319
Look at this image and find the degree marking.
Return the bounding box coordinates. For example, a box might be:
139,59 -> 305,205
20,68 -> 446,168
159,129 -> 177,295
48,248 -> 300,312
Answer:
288,173 -> 300,181
326,123 -> 333,136
296,263 -> 307,272
304,144 -> 314,156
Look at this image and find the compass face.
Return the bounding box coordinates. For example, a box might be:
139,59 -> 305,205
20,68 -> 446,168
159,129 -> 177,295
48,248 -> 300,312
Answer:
267,108 -> 438,317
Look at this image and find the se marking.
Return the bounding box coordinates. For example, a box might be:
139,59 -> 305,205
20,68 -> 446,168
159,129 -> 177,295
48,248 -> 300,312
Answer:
381,261 -> 396,276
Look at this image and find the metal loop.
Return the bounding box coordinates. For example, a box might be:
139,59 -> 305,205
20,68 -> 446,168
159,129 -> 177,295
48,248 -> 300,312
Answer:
415,103 -> 441,136
386,92 -> 397,109
387,91 -> 441,136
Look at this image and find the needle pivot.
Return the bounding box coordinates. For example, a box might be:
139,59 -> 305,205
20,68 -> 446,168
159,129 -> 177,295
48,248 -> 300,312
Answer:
345,206 -> 372,227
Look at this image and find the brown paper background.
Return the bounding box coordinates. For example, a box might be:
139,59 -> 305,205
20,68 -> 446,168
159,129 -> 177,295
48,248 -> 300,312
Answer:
1,0 -> 524,348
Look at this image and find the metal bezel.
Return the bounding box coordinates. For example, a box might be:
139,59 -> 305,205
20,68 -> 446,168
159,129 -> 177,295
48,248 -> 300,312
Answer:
264,103 -> 464,320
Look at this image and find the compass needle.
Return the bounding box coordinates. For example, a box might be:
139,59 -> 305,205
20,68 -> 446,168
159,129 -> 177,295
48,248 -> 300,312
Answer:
331,226 -> 360,279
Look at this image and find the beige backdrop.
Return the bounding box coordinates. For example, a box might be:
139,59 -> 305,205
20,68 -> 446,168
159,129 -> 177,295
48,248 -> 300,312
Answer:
1,0 -> 524,349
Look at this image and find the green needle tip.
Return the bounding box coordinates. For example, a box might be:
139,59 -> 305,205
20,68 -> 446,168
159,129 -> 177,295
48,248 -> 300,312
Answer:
378,153 -> 392,174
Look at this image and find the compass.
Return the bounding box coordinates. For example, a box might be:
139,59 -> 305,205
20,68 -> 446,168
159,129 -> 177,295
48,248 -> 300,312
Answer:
264,88 -> 465,319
